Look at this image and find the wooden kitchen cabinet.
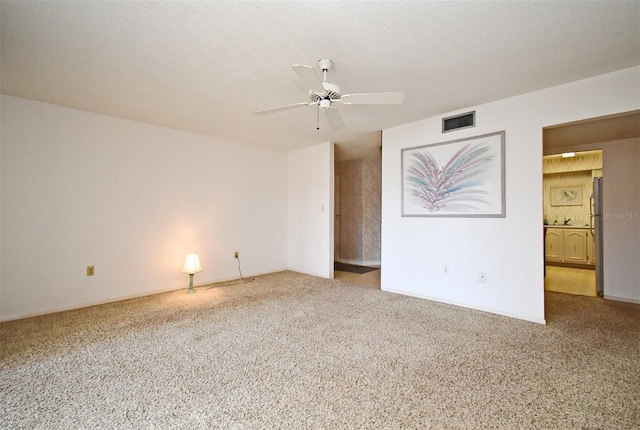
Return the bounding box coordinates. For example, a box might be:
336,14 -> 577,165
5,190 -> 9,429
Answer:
564,229 -> 588,264
545,229 -> 564,262
545,227 -> 592,266
588,230 -> 596,265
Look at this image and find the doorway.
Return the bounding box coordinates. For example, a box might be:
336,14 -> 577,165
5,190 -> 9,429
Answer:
542,150 -> 601,297
333,135 -> 382,288
335,175 -> 340,262
543,111 -> 640,304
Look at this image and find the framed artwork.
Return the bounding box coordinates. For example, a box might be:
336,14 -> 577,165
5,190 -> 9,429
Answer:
402,131 -> 506,217
550,186 -> 583,206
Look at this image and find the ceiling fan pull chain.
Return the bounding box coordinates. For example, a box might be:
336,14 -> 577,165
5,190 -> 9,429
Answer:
316,104 -> 320,130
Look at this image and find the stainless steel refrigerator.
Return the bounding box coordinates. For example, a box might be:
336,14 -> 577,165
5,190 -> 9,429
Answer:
591,177 -> 604,296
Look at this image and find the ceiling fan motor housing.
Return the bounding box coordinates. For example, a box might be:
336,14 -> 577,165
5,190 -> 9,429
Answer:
322,82 -> 341,100
255,59 -> 404,132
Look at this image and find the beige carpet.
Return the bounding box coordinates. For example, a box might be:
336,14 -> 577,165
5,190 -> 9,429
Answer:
1,271 -> 639,429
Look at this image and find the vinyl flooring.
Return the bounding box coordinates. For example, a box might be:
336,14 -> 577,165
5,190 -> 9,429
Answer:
544,265 -> 597,297
334,267 -> 381,289
336,265 -> 597,298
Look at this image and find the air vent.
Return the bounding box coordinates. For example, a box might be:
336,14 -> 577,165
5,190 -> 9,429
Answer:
442,111 -> 475,133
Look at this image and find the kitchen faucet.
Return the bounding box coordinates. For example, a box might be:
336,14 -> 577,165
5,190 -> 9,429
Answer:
563,218 -> 572,225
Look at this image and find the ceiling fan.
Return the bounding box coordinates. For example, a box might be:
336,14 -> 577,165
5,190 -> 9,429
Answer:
255,59 -> 404,130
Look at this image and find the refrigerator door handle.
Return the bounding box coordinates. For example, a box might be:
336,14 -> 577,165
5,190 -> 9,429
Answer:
590,194 -> 595,234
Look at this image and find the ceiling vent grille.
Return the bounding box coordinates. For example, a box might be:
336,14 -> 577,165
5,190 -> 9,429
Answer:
442,111 -> 475,133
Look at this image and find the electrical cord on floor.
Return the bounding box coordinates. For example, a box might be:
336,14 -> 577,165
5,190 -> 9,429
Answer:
236,255 -> 246,280
205,255 -> 254,290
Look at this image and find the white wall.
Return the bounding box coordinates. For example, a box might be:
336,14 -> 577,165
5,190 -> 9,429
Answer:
287,142 -> 334,278
1,95 -> 288,320
595,138 -> 640,303
382,66 -> 640,323
0,105 -> 3,317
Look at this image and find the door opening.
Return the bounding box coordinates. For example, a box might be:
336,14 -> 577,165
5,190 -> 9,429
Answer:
334,175 -> 340,262
543,150 -> 601,297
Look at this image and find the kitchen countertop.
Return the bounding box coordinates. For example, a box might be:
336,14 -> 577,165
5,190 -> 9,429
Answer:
544,225 -> 590,229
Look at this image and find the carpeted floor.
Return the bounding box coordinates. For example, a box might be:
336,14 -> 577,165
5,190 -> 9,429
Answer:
1,271 -> 639,429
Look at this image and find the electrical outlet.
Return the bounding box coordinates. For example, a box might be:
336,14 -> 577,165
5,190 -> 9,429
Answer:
87,266 -> 95,276
443,265 -> 449,274
234,251 -> 238,259
479,272 -> 487,283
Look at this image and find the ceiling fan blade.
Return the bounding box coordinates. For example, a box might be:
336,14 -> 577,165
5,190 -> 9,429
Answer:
324,108 -> 345,130
340,91 -> 405,105
292,64 -> 324,92
255,102 -> 311,115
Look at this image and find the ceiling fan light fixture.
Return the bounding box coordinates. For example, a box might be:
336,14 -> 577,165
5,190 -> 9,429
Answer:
254,59 -> 404,130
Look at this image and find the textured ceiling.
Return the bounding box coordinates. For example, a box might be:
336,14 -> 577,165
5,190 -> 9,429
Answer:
1,1 -> 639,152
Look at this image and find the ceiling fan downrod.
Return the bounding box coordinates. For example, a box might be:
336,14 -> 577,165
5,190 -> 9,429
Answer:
254,58 -> 404,132
318,59 -> 333,83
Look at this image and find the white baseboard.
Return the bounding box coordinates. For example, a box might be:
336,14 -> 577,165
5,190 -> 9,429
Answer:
604,294 -> 640,305
336,258 -> 381,267
382,287 -> 547,325
0,269 -> 289,322
1,285 -> 186,322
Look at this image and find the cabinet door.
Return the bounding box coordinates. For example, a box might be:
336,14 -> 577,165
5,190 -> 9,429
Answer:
588,230 -> 596,265
545,229 -> 564,261
564,229 -> 588,264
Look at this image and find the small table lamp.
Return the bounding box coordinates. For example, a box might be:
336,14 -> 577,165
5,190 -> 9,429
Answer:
183,253 -> 202,294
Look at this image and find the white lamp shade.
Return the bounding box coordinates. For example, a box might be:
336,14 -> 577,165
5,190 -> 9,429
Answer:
183,253 -> 202,274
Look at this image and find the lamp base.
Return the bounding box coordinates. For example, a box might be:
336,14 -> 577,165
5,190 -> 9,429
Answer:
187,273 -> 195,294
